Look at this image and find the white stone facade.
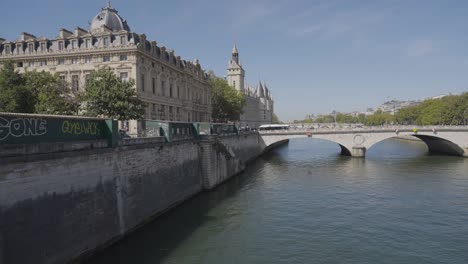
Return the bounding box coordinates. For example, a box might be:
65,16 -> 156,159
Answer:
0,3 -> 212,135
226,45 -> 274,129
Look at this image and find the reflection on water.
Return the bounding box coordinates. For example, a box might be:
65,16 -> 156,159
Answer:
88,138 -> 468,264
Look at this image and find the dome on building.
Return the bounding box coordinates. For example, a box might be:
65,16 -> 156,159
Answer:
89,3 -> 130,33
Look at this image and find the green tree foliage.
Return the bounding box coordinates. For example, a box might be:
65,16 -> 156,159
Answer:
297,93 -> 468,126
0,61 -> 35,113
364,110 -> 395,126
81,68 -> 146,120
0,61 -> 78,114
272,113 -> 282,124
23,71 -> 79,115
335,113 -> 357,123
314,115 -> 335,123
211,77 -> 246,123
395,93 -> 468,125
357,113 -> 366,124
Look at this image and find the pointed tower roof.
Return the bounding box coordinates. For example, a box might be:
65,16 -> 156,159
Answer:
232,44 -> 238,54
228,44 -> 242,69
257,81 -> 265,97
263,81 -> 270,98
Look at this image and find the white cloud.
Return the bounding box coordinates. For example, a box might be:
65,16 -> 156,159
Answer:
229,1 -> 287,30
292,8 -> 385,39
407,40 -> 435,57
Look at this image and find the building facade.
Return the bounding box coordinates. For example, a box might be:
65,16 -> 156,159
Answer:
0,3 -> 211,135
226,45 -> 274,128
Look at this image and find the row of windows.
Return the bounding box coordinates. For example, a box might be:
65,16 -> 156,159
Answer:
140,73 -> 209,104
149,104 -> 181,121
151,104 -> 181,114
1,36 -> 128,55
15,55 -> 128,68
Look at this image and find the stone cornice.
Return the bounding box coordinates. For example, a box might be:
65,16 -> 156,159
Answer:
0,46 -> 138,60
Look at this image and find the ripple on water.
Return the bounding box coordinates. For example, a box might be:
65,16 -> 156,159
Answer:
88,138 -> 468,264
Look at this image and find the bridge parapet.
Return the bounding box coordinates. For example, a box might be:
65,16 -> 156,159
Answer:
259,126 -> 468,158
261,125 -> 468,134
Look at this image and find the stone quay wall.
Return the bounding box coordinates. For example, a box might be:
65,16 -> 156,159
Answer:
0,133 -> 283,264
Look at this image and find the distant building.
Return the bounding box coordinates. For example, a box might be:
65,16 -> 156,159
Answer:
226,45 -> 274,128
0,3 -> 212,135
377,100 -> 421,114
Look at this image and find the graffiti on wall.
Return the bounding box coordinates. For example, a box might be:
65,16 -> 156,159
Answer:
0,115 -> 108,144
0,117 -> 47,141
61,120 -> 101,136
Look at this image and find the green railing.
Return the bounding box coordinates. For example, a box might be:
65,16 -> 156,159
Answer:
194,123 -> 238,136
194,122 -> 211,136
0,113 -> 242,147
142,120 -> 197,142
210,123 -> 238,135
0,113 -> 117,147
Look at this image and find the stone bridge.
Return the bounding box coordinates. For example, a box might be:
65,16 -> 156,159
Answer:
260,126 -> 468,157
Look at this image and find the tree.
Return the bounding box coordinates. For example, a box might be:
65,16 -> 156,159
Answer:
335,113 -> 357,123
0,61 -> 35,113
393,93 -> 468,125
81,68 -> 146,120
23,71 -> 79,115
314,115 -> 335,123
211,77 -> 246,123
364,110 -> 395,126
272,113 -> 282,124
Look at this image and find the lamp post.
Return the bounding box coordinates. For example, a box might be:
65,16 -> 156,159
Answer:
464,109 -> 467,126
331,110 -> 337,126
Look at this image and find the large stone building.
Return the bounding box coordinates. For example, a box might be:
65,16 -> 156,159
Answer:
226,45 -> 274,128
0,3 -> 211,134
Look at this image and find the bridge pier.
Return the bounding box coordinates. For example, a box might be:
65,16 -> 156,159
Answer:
351,147 -> 366,158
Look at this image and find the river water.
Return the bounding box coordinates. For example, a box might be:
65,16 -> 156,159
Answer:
88,138 -> 468,264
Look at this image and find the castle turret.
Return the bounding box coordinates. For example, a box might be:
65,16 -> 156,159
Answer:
263,82 -> 269,99
232,44 -> 239,63
257,81 -> 265,97
225,44 -> 274,128
226,44 -> 245,92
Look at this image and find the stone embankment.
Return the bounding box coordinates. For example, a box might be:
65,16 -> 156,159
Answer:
0,132 -> 288,264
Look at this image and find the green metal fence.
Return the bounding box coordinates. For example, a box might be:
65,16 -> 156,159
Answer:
210,123 -> 238,135
142,120 -> 197,142
0,113 -> 117,146
194,122 -> 211,136
0,113 -> 241,147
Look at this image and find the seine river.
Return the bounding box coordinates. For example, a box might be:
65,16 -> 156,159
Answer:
88,138 -> 468,264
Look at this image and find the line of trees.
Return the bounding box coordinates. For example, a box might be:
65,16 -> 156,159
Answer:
299,93 -> 468,126
0,61 -> 145,120
395,93 -> 468,125
0,61 -> 250,124
0,61 -> 79,115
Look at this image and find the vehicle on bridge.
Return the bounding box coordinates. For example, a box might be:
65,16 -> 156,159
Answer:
259,124 -> 290,131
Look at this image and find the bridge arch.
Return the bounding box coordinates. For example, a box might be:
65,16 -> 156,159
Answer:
260,129 -> 468,158
338,144 -> 352,156
413,135 -> 465,156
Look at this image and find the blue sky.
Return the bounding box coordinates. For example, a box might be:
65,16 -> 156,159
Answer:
1,0 -> 468,121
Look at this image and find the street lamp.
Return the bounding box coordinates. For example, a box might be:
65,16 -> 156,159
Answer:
331,110 -> 337,126
464,109 -> 467,126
